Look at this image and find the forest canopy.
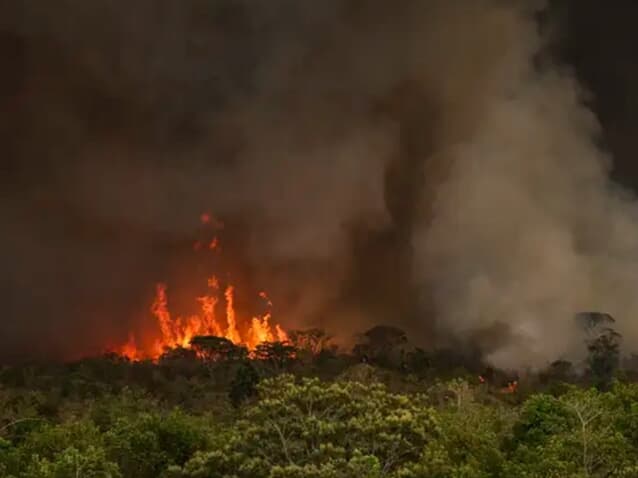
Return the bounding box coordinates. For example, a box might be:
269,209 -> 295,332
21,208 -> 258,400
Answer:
0,322 -> 636,477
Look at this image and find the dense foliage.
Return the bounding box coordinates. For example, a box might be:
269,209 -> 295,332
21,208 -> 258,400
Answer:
1,324 -> 637,477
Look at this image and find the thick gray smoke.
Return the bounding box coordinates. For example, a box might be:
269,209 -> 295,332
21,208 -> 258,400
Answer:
1,0 -> 636,367
412,2 -> 638,368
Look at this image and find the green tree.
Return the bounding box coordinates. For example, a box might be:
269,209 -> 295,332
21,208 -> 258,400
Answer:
177,375 -> 439,477
509,394 -> 572,449
103,409 -> 209,478
229,362 -> 260,408
23,446 -> 121,478
0,389 -> 47,441
0,419 -> 113,477
268,451 -> 382,477
401,379 -> 508,478
89,388 -> 159,432
586,329 -> 621,391
18,420 -> 103,462
608,382 -> 638,448
506,389 -> 636,477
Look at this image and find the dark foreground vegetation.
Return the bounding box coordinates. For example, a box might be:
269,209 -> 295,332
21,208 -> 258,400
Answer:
2,320 -> 638,477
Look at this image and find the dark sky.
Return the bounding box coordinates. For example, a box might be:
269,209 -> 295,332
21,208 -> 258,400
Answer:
548,0 -> 638,189
1,1 -> 638,361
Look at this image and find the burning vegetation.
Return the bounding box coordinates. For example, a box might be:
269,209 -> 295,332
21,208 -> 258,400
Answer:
115,213 -> 288,361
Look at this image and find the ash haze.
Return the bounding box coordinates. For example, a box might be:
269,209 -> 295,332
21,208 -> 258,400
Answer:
1,0 -> 638,368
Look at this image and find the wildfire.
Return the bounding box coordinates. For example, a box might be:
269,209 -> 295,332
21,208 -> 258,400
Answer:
224,285 -> 241,344
502,381 -> 518,394
117,277 -> 288,361
116,213 -> 287,361
477,375 -> 518,394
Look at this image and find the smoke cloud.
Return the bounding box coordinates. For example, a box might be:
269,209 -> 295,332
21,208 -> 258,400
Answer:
413,2 -> 638,368
1,0 -> 637,367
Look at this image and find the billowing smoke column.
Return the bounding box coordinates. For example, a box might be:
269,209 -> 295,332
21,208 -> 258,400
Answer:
413,3 -> 638,368
1,0 -> 637,367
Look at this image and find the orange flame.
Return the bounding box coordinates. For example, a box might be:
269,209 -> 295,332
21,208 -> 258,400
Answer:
152,284 -> 173,343
116,223 -> 287,361
500,381 -> 518,394
119,334 -> 143,361
224,285 -> 241,344
117,278 -> 288,361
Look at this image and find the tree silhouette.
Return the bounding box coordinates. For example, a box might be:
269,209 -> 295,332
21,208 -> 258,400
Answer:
587,328 -> 621,391
189,336 -> 248,363
254,341 -> 297,372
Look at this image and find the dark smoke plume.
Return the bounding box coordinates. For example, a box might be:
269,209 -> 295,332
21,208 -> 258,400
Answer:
1,0 -> 637,367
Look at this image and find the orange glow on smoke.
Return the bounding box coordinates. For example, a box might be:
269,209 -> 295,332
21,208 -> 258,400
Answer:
200,211 -> 224,229
116,213 -> 287,361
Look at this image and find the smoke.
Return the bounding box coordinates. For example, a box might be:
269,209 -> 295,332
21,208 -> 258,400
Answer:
412,2 -> 638,368
1,0 -> 637,367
